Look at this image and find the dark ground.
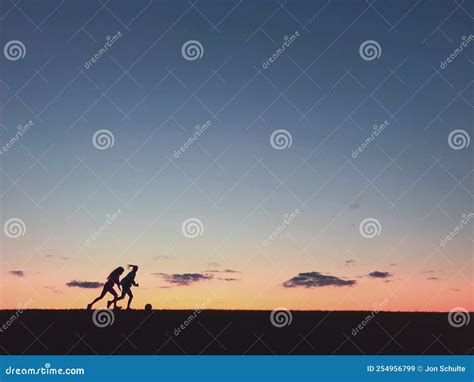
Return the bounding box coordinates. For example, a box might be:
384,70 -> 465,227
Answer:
0,310 -> 472,355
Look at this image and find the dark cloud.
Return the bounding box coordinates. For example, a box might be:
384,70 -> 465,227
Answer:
427,277 -> 439,280
205,269 -> 241,274
66,280 -> 104,289
368,271 -> 392,279
158,273 -> 213,286
153,256 -> 173,260
282,272 -> 356,288
349,202 -> 360,209
9,270 -> 24,277
45,255 -> 69,260
153,272 -> 240,286
208,262 -> 220,267
216,277 -> 240,282
344,260 -> 357,267
389,263 -> 398,266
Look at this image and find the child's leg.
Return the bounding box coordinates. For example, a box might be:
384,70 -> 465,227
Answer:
115,289 -> 126,303
108,289 -> 118,309
89,289 -> 107,308
126,290 -> 133,309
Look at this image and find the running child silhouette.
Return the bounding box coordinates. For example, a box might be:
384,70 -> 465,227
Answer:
87,267 -> 124,310
113,264 -> 139,310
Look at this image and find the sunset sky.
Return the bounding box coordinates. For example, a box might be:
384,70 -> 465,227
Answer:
1,0 -> 472,312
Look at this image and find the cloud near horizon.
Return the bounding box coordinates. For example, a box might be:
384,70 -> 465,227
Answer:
66,280 -> 104,288
205,269 -> 241,274
368,271 -> 392,279
154,273 -> 212,286
153,272 -> 240,286
283,272 -> 356,288
9,270 -> 25,277
215,277 -> 240,282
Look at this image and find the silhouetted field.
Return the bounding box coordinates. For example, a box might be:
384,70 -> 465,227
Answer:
0,310 -> 471,355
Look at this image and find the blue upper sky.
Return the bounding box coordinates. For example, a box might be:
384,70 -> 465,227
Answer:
1,0 -> 472,311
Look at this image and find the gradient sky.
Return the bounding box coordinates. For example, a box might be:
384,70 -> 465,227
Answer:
1,0 -> 472,311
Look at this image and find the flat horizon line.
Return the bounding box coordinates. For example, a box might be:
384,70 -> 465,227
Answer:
0,308 -> 466,313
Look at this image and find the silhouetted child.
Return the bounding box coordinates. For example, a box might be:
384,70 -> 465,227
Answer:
114,265 -> 139,310
87,267 -> 124,310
